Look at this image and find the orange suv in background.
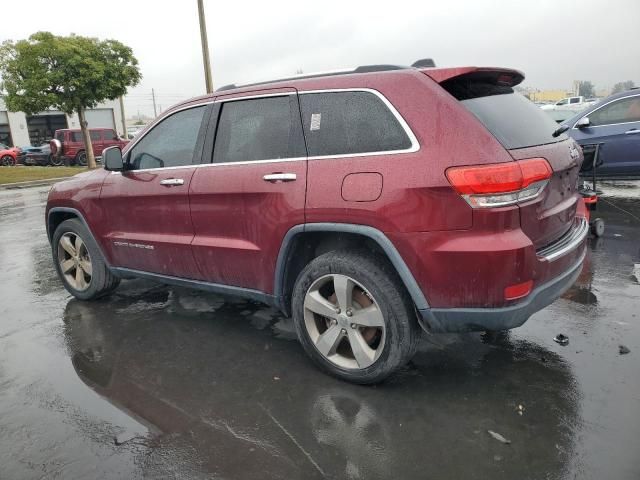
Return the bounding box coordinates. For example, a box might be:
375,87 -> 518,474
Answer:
52,128 -> 128,165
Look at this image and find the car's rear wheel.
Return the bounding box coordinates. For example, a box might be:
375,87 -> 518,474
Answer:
1,155 -> 15,166
75,151 -> 87,166
52,219 -> 120,300
292,250 -> 419,384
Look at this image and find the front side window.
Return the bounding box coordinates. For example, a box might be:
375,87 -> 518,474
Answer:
588,96 -> 640,126
299,91 -> 412,157
212,96 -> 304,163
128,106 -> 206,170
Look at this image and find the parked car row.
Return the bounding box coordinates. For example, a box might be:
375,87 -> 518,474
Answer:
0,128 -> 129,166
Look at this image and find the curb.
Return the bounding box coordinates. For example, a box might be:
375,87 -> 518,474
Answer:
0,177 -> 71,190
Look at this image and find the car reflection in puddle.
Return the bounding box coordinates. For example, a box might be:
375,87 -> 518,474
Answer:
63,282 -> 579,480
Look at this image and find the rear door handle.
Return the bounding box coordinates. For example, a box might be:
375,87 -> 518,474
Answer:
263,173 -> 297,182
159,178 -> 185,186
624,129 -> 640,135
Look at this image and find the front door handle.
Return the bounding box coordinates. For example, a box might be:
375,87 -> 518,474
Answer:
624,129 -> 640,135
263,173 -> 297,182
160,178 -> 185,186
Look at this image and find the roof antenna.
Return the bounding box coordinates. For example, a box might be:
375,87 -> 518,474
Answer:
412,58 -> 436,68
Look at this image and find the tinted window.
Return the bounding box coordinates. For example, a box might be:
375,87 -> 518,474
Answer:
588,96 -> 640,126
71,132 -> 83,142
213,96 -> 304,163
569,97 -> 581,104
104,129 -> 118,141
90,130 -> 101,141
128,106 -> 206,170
55,131 -> 64,142
445,82 -> 566,149
299,91 -> 411,156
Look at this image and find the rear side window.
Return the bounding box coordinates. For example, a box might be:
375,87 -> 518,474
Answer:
588,96 -> 640,126
90,130 -> 101,141
444,81 -> 566,149
71,131 -> 83,142
299,91 -> 412,156
104,129 -> 118,140
128,106 -> 206,170
213,96 -> 304,163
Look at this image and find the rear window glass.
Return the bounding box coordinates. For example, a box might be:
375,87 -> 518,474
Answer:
444,81 -> 566,149
299,91 -> 412,157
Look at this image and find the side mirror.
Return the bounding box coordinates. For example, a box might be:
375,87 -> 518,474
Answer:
576,117 -> 590,129
103,146 -> 124,171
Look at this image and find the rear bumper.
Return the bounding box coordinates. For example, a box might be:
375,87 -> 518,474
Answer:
419,246 -> 586,333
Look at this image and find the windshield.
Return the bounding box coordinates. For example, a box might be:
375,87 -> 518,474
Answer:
443,81 -> 567,149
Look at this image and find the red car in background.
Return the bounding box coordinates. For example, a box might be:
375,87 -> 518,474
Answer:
0,143 -> 20,166
51,128 -> 128,166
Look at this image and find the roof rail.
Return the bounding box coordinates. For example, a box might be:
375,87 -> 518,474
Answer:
215,64 -> 409,92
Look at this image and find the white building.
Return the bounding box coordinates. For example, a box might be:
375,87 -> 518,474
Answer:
0,98 -> 125,147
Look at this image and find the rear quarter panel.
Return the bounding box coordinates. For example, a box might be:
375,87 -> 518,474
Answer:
302,70 -> 514,233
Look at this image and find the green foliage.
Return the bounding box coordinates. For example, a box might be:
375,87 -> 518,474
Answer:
577,81 -> 595,98
0,31 -> 141,115
612,80 -> 636,95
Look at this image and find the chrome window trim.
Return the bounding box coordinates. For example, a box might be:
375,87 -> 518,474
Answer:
113,88 -> 420,174
572,93 -> 640,129
299,88 -> 420,158
120,101 -> 213,173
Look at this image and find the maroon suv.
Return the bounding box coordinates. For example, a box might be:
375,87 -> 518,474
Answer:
52,127 -> 128,165
46,63 -> 588,383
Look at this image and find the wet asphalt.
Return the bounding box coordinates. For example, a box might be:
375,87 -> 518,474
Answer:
0,183 -> 638,480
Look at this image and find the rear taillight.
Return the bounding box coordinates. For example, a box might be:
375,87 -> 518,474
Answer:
445,158 -> 552,208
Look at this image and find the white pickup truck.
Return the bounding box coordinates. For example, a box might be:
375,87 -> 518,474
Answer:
540,96 -> 597,111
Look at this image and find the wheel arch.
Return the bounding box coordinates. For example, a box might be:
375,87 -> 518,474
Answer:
274,223 -> 430,316
47,208 -> 110,266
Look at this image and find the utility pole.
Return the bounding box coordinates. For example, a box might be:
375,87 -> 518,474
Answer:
119,96 -> 127,138
197,0 -> 214,93
152,88 -> 158,117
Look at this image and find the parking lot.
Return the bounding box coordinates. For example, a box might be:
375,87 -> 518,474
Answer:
0,183 -> 638,479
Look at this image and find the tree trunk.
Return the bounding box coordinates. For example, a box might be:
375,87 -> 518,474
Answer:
77,107 -> 97,169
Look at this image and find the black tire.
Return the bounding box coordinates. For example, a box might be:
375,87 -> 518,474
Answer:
591,218 -> 605,237
49,154 -> 64,166
1,155 -> 15,166
291,250 -> 420,384
52,218 -> 120,300
75,151 -> 87,166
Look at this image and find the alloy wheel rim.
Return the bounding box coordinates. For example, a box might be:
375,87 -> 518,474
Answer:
303,274 -> 385,369
57,232 -> 92,291
1,156 -> 12,166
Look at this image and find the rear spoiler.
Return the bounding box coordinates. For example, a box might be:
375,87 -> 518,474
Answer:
421,67 -> 525,87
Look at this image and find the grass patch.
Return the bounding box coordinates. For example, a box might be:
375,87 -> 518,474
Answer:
0,166 -> 86,185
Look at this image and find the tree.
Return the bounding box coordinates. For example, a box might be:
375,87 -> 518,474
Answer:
0,32 -> 141,168
577,80 -> 595,98
612,80 -> 635,94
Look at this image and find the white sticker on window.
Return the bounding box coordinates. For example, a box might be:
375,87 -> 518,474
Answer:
310,113 -> 322,131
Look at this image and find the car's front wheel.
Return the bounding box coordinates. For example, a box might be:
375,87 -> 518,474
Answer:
1,155 -> 15,166
292,250 -> 419,384
52,219 -> 120,300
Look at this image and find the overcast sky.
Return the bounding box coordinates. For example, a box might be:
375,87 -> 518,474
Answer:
2,0 -> 639,117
